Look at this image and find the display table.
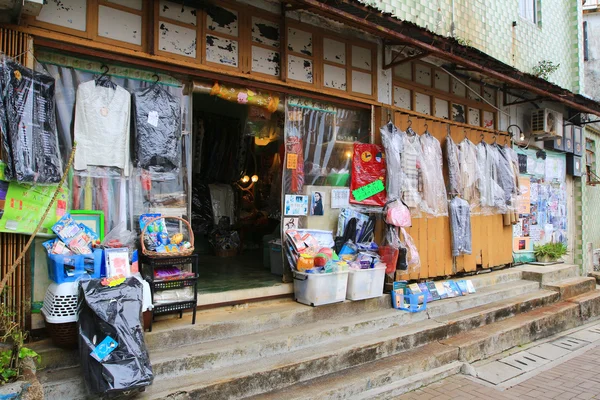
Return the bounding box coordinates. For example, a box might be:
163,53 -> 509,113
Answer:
140,254 -> 198,332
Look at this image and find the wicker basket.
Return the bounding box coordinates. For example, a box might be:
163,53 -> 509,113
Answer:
141,216 -> 195,258
45,320 -> 78,348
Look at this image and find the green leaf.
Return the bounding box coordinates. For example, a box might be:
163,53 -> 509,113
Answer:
19,347 -> 40,363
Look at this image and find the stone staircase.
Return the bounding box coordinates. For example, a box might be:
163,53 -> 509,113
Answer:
34,264 -> 600,400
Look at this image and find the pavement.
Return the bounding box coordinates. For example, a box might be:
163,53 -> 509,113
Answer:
396,320 -> 600,400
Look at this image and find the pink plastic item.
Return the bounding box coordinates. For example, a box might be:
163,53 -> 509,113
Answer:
385,199 -> 412,228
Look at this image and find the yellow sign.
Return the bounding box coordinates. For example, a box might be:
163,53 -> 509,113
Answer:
287,153 -> 298,169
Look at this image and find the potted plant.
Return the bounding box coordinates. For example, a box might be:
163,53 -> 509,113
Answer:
533,242 -> 568,263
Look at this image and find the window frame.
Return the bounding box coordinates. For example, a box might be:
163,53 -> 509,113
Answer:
518,0 -> 538,26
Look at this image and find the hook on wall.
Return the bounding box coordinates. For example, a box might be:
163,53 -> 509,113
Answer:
424,123 -> 428,132
152,73 -> 160,84
407,119 -> 412,128
480,133 -> 485,142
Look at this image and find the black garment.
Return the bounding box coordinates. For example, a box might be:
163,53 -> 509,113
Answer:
78,277 -> 153,395
1,58 -> 62,183
313,200 -> 323,215
132,84 -> 181,173
449,196 -> 472,256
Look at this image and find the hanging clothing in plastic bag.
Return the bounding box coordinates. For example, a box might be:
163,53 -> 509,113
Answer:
419,132 -> 448,216
449,196 -> 472,256
504,145 -> 521,204
400,130 -> 424,211
380,123 -> 403,201
0,58 -> 13,180
477,141 -> 505,214
446,135 -> 462,197
1,57 -> 62,183
458,138 -> 481,211
132,84 -> 181,174
74,80 -> 131,176
495,143 -> 517,209
78,277 -> 153,395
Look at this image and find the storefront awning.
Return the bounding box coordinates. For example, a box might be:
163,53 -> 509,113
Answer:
291,0 -> 600,117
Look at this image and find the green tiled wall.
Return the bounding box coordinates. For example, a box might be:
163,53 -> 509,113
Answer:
582,128 -> 600,270
361,0 -> 582,93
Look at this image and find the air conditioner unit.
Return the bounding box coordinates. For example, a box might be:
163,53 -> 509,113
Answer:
530,108 -> 563,140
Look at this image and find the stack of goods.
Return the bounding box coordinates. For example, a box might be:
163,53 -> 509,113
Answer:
43,213 -> 103,283
392,279 -> 476,311
285,229 -> 347,275
140,213 -> 192,255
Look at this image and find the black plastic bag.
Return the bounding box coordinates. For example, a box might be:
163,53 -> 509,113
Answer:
78,277 -> 153,396
2,57 -> 62,183
0,58 -> 13,179
192,183 -> 215,234
132,84 -> 181,173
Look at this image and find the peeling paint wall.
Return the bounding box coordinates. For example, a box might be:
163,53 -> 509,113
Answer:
98,5 -> 142,45
159,21 -> 197,58
36,0 -> 87,31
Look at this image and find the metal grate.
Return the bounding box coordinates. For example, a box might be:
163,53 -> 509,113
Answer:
0,28 -> 34,331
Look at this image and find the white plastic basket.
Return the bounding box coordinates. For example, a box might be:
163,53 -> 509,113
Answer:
346,266 -> 386,301
41,281 -> 79,324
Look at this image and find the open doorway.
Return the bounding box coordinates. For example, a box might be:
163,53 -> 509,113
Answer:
190,90 -> 285,302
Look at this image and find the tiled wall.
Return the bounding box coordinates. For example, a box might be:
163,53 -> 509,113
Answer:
582,127 -> 600,271
360,0 -> 583,93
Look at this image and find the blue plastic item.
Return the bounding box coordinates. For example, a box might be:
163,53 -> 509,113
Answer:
391,290 -> 427,313
47,248 -> 104,284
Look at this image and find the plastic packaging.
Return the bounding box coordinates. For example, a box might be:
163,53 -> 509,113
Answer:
77,277 -> 153,395
446,135 -> 462,197
494,143 -> 517,210
132,84 -> 181,174
349,143 -> 387,207
477,141 -> 506,214
384,199 -> 412,228
458,138 -> 481,212
380,123 -> 403,202
419,132 -> 448,216
399,129 -> 425,214
346,266 -> 385,301
284,134 -> 305,194
449,197 -> 472,256
400,227 -> 420,274
1,57 -> 62,183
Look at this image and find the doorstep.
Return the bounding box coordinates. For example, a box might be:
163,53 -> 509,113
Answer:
196,283 -> 293,307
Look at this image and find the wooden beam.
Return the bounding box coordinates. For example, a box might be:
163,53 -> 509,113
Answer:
383,51 -> 429,70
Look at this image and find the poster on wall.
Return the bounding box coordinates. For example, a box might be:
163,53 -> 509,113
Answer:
0,182 -> 69,234
517,177 -> 531,214
284,195 -> 308,216
331,188 -> 350,209
311,192 -> 325,216
283,217 -> 299,230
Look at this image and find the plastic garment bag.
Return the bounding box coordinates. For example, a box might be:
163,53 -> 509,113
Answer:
477,141 -> 506,214
419,132 -> 448,216
399,129 -> 424,213
458,138 -> 481,212
1,57 -> 62,183
380,123 -> 403,202
78,277 -> 153,395
132,84 -> 181,174
446,135 -> 462,197
400,227 -> 420,274
449,196 -> 472,256
494,143 -> 517,209
504,145 -> 521,206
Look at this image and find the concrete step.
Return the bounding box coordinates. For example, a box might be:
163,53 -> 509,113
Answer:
149,296 -> 581,399
38,285 -> 553,400
543,277 -> 596,299
519,264 -> 580,284
566,289 -> 600,320
246,344 -> 463,400
33,272 -> 531,372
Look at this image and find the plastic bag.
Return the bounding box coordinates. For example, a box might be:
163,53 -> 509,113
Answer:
1,57 -> 62,183
380,123 -> 403,202
446,135 -> 462,197
477,142 -> 506,215
458,138 -> 481,212
449,197 -> 472,256
102,222 -> 136,256
349,143 -> 387,207
132,84 -> 181,174
419,132 -> 448,216
384,198 -> 412,228
78,277 -> 153,395
400,227 -> 420,274
399,129 -> 424,215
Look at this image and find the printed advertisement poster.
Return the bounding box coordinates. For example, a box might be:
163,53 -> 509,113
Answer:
284,195 -> 308,216
0,182 -> 68,234
331,188 -> 350,209
517,177 -> 531,214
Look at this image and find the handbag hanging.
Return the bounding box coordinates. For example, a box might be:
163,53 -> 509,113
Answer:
384,198 -> 412,228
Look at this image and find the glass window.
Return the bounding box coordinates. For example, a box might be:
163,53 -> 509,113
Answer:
415,64 -> 432,87
519,0 -> 537,24
434,70 -> 450,92
434,98 -> 449,119
415,92 -> 431,115
393,86 -> 411,109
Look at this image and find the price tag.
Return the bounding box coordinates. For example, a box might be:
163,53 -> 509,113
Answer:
287,153 -> 298,169
352,179 -> 384,202
148,111 -> 159,127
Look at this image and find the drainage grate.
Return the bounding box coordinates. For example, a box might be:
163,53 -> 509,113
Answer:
499,351 -> 550,372
587,326 -> 600,335
550,336 -> 589,351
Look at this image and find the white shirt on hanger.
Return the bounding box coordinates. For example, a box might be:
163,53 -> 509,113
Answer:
74,80 -> 131,176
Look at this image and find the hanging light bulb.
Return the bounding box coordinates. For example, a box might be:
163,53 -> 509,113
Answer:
345,151 -> 352,159
241,175 -> 250,183
251,175 -> 259,183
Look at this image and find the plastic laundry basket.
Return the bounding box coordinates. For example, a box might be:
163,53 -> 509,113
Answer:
346,266 -> 386,301
41,281 -> 79,347
293,270 -> 349,306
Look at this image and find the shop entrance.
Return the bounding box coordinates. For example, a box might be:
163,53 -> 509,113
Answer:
190,88 -> 286,304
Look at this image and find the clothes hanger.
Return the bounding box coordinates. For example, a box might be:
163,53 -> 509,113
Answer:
387,113 -> 394,131
406,119 -> 416,136
95,65 -> 116,90
480,133 -> 485,143
424,123 -> 431,137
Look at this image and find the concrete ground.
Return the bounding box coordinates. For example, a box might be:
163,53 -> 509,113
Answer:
397,321 -> 600,400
